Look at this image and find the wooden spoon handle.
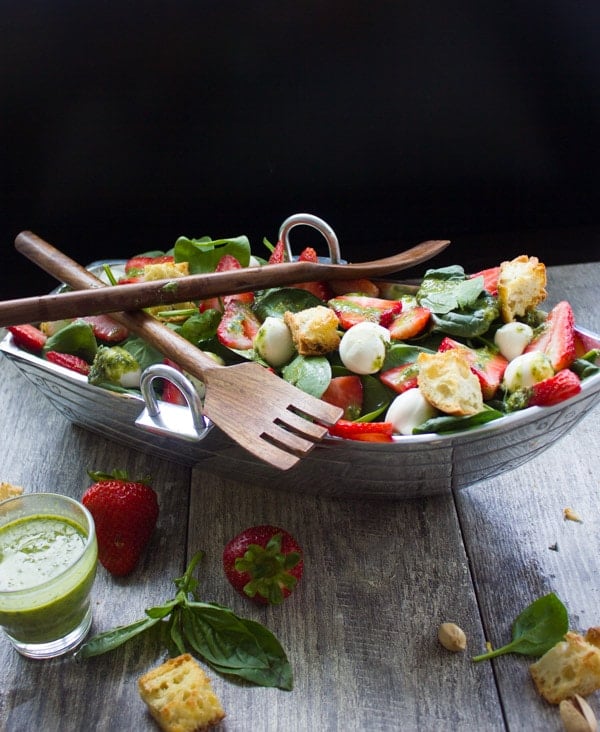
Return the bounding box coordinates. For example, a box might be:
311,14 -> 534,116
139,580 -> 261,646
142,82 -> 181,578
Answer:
11,231 -> 225,378
2,231 -> 449,327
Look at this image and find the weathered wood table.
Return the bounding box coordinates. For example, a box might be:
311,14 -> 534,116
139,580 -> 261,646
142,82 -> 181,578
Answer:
1,262 -> 599,731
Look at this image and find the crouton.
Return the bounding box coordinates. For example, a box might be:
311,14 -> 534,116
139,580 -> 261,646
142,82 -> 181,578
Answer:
284,306 -> 341,356
497,255 -> 547,322
417,350 -> 483,416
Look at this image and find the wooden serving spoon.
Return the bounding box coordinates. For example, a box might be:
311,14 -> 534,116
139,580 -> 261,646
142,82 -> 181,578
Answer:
0,231 -> 449,327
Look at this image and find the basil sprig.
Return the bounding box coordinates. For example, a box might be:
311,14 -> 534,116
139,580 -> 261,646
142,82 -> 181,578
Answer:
77,551 -> 293,690
472,592 -> 568,662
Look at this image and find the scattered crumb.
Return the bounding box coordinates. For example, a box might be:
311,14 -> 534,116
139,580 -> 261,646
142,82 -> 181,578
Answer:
485,641 -> 493,653
0,482 -> 24,501
549,542 -> 559,552
563,507 -> 583,523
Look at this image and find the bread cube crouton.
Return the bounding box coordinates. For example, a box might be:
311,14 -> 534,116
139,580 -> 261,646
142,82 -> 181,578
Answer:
138,654 -> 226,731
142,261 -> 190,281
497,254 -> 547,322
416,350 -> 483,416
284,306 -> 341,356
530,631 -> 600,704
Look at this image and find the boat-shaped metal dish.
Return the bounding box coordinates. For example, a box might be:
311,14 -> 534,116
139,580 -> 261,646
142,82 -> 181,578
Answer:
2,266 -> 600,499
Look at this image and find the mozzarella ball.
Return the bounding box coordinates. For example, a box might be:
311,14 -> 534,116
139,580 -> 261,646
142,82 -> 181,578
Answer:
339,322 -> 391,375
254,316 -> 295,367
494,322 -> 534,361
385,388 -> 438,435
502,351 -> 554,392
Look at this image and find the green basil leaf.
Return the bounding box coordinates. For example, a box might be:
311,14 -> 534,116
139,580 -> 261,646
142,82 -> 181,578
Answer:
146,599 -> 179,619
181,603 -> 293,690
473,593 -> 568,662
168,607 -> 188,656
281,355 -> 331,398
77,616 -> 160,659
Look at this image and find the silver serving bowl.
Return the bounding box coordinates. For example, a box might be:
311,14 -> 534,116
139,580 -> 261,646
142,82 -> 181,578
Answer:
2,274 -> 599,498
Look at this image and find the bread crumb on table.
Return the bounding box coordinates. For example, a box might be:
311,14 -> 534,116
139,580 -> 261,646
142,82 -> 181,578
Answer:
138,654 -> 226,732
0,482 -> 24,501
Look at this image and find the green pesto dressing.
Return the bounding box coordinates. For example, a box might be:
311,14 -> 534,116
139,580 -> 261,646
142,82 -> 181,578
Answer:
0,515 -> 86,592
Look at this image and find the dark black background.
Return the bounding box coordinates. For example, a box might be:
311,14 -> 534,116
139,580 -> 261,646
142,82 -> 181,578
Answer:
2,2 -> 599,298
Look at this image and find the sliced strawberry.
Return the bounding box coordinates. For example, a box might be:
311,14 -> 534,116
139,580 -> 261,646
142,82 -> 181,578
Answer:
525,301 -> 577,371
327,295 -> 403,330
124,254 -> 174,275
320,376 -> 363,420
351,432 -> 395,443
291,246 -> 332,301
470,266 -> 501,296
45,351 -> 91,375
7,324 -> 47,353
328,419 -> 394,440
388,306 -> 431,341
528,369 -> 581,407
328,278 -> 381,297
160,359 -> 187,405
439,336 -> 508,399
379,362 -> 419,394
268,239 -> 287,264
217,300 -> 261,350
198,255 -> 254,312
82,315 -> 129,343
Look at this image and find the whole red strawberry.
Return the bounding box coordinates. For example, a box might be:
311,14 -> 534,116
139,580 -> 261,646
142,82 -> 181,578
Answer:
223,526 -> 303,605
82,470 -> 159,576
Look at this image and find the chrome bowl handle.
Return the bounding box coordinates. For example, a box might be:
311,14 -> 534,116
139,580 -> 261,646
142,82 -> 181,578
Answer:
279,213 -> 342,263
135,364 -> 211,442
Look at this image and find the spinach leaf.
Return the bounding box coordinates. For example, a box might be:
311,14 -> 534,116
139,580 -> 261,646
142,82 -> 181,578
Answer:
174,235 -> 251,273
175,310 -> 222,346
121,335 -> 165,372
413,406 -> 504,434
570,350 -> 600,379
430,292 -> 500,338
253,287 -> 324,320
358,375 -> 392,422
76,551 -> 293,690
472,593 -> 568,662
281,355 -> 331,398
43,320 -> 98,362
382,343 -> 434,370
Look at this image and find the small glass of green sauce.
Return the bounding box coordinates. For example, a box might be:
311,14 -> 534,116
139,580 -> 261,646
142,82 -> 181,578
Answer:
0,492 -> 98,659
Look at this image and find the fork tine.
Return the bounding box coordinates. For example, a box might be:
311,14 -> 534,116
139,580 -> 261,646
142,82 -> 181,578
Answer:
276,409 -> 332,440
287,400 -> 342,425
261,422 -> 319,455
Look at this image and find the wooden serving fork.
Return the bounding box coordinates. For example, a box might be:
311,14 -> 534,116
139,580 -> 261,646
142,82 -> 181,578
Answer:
13,231 -> 345,470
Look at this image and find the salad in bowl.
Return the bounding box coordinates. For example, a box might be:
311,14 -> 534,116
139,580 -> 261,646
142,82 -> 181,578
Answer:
2,219 -> 599,497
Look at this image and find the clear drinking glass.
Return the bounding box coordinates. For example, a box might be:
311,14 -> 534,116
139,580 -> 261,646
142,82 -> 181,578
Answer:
0,492 -> 98,659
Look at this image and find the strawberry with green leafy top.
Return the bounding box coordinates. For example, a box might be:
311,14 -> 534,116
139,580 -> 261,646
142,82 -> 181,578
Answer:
82,470 -> 159,576
223,526 -> 303,605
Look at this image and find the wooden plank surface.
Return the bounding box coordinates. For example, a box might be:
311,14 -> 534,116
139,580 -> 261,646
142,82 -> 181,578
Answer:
456,262 -> 600,731
1,261 -> 599,731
